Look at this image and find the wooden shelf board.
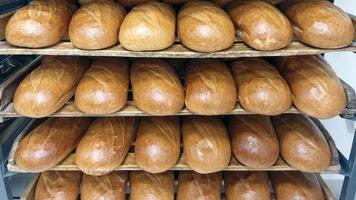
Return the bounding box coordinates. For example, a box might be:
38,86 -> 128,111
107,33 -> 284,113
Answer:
0,41 -> 355,58
7,152 -> 341,174
0,102 -> 300,117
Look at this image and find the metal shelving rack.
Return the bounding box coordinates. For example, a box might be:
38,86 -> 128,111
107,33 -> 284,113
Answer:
0,0 -> 355,199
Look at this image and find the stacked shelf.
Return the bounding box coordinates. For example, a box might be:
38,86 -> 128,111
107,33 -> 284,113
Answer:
0,1 -> 356,200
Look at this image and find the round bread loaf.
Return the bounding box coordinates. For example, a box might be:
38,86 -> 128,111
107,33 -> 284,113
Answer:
131,59 -> 185,115
81,172 -> 128,200
227,0 -> 293,50
185,59 -> 237,115
177,171 -> 222,200
15,118 -> 91,172
75,117 -> 137,175
224,171 -> 270,200
228,115 -> 279,168
69,0 -> 126,50
130,171 -> 174,200
272,114 -> 331,172
280,0 -> 354,48
13,57 -> 89,118
270,171 -> 324,200
177,1 -> 235,52
135,117 -> 180,173
182,116 -> 231,174
5,0 -> 73,48
230,58 -> 292,115
119,1 -> 175,51
274,55 -> 346,119
35,171 -> 81,200
116,0 -> 152,7
75,58 -> 129,114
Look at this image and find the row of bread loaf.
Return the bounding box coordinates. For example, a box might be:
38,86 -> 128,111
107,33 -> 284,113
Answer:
13,55 -> 347,119
33,170 -> 326,200
14,114 -> 331,175
5,0 -> 355,51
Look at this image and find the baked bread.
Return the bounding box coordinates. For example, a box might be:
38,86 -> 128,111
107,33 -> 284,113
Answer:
13,57 -> 89,118
116,0 -> 151,7
6,0 -> 73,48
185,59 -> 237,115
135,117 -> 180,173
228,115 -> 279,168
230,58 -> 292,115
227,0 -> 293,50
81,171 -> 128,200
274,55 -> 346,119
119,1 -> 175,51
270,171 -> 324,200
272,114 -> 331,172
35,171 -> 82,200
224,171 -> 270,200
75,58 -> 129,114
163,0 -> 232,7
75,117 -> 137,175
69,0 -> 126,49
15,118 -> 91,172
177,171 -> 222,200
280,0 -> 354,48
130,171 -> 174,200
177,1 -> 235,52
131,59 -> 185,115
182,116 -> 231,173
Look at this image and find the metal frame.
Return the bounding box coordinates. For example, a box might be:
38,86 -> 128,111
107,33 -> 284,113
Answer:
339,116 -> 356,200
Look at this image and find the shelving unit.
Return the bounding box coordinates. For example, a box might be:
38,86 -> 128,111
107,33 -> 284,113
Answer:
0,0 -> 355,199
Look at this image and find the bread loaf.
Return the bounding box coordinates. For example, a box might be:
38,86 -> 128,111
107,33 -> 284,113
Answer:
130,171 -> 174,200
182,116 -> 231,173
0,15 -> 11,40
6,0 -> 73,48
131,59 -> 185,115
224,171 -> 270,200
272,114 -> 331,172
79,0 -> 114,4
274,55 -> 346,119
227,0 -> 293,50
119,2 -> 175,51
81,172 -> 128,200
135,117 -> 180,173
163,0 -> 232,7
352,15 -> 356,40
75,58 -> 129,114
185,59 -> 237,115
15,118 -> 91,172
280,0 -> 354,48
230,58 -> 292,115
75,117 -> 137,175
35,171 -> 81,200
270,171 -> 324,200
116,0 -> 151,7
69,1 -> 126,50
13,57 -> 89,118
177,171 -> 222,200
228,115 -> 279,168
177,1 -> 235,52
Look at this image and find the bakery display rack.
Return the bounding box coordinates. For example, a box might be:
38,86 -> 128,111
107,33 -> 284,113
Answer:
0,0 -> 356,199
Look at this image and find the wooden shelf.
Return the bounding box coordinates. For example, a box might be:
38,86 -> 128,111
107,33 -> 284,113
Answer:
0,101 -> 300,117
0,41 -> 355,58
7,118 -> 341,174
20,174 -> 335,200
